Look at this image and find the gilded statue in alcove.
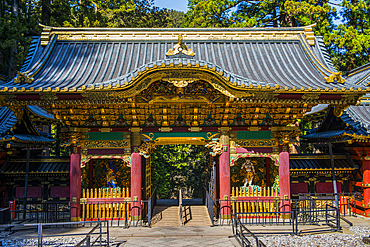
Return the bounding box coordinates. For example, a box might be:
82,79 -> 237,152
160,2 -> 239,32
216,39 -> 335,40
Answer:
242,159 -> 256,187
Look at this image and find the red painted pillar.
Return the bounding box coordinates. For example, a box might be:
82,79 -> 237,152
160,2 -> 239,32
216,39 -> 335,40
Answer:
363,159 -> 370,213
131,152 -> 141,219
70,147 -> 81,221
279,152 -> 290,214
130,130 -> 142,220
219,128 -> 230,218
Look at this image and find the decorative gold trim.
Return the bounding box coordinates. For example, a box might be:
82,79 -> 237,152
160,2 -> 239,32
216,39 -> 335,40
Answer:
158,127 -> 172,132
304,24 -> 316,46
129,127 -> 142,132
205,140 -> 223,156
46,25 -> 305,42
289,155 -> 346,160
165,34 -> 195,57
234,139 -> 277,148
99,128 -> 112,132
189,127 -> 202,132
154,137 -> 205,145
302,93 -> 320,100
81,140 -> 129,149
13,71 -> 34,84
40,25 -> 52,46
325,72 -> 345,84
291,168 -> 355,171
39,92 -> 57,101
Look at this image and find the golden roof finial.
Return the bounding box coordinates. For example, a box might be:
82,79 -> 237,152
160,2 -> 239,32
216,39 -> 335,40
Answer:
166,34 -> 195,58
178,34 -> 183,45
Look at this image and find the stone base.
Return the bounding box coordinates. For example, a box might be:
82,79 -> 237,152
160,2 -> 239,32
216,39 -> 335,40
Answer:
70,217 -> 80,222
220,214 -> 231,219
132,216 -> 141,221
280,214 -> 291,220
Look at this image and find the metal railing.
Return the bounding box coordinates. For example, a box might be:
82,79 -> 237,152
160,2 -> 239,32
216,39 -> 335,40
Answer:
5,199 -> 72,224
231,213 -> 266,247
179,189 -> 183,226
24,221 -> 109,247
217,197 -> 342,235
205,190 -> 216,226
297,193 -> 356,217
147,187 -> 157,226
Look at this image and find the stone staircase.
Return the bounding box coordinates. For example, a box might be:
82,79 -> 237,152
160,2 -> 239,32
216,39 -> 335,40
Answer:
183,205 -> 212,226
151,206 -> 179,227
151,205 -> 212,227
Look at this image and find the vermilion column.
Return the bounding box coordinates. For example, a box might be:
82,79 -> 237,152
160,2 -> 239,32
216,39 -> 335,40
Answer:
219,128 -> 230,218
363,159 -> 370,212
131,130 -> 142,220
279,151 -> 290,215
70,147 -> 81,221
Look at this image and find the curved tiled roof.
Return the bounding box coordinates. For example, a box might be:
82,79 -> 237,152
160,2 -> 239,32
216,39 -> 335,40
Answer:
305,104 -> 329,115
345,62 -> 370,86
0,157 -> 70,174
2,27 -> 361,91
290,157 -> 354,170
302,105 -> 370,140
301,129 -> 348,139
0,107 -> 18,135
20,36 -> 44,73
311,37 -> 337,73
343,105 -> 370,131
28,105 -> 55,120
1,134 -> 55,143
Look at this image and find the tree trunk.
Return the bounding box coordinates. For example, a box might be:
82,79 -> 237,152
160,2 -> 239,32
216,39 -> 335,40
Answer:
42,0 -> 51,25
12,0 -> 19,16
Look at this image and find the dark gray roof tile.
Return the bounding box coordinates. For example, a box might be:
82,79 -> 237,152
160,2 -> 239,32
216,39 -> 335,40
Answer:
3,29 -> 360,91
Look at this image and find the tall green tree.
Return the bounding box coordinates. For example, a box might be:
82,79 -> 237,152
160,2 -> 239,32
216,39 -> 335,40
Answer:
326,0 -> 370,71
0,0 -> 41,78
186,0 -> 336,31
58,0 -> 177,28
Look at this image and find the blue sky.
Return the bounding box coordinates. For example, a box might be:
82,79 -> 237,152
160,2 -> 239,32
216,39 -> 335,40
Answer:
154,0 -> 189,12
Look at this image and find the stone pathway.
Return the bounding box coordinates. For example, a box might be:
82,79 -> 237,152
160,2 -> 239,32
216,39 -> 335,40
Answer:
1,216 -> 370,246
111,225 -> 238,246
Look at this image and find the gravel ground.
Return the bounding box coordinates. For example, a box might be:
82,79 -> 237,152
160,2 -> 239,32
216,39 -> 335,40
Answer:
350,226 -> 370,236
257,234 -> 367,247
0,237 -> 112,247
1,226 -> 370,246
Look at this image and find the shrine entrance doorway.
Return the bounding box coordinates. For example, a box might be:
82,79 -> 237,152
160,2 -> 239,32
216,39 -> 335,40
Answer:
149,144 -> 212,206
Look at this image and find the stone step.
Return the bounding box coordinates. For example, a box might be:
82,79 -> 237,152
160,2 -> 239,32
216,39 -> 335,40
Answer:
151,206 -> 179,227
151,205 -> 212,227
183,206 -> 212,226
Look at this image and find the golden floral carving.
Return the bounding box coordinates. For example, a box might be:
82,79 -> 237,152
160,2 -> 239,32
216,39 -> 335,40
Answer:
13,71 -> 34,84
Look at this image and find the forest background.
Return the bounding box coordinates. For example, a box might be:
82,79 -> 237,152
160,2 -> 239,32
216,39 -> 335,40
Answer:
0,0 -> 370,80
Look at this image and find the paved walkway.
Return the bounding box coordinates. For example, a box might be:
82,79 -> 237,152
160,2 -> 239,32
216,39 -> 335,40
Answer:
2,216 -> 370,246
111,226 -> 238,246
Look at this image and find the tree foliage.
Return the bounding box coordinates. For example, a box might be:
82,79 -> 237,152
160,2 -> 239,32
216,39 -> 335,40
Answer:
326,0 -> 370,71
151,145 -> 210,199
0,0 -> 185,78
186,0 -> 336,30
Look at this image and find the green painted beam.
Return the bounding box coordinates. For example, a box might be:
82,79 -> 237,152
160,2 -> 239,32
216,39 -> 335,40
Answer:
141,132 -> 218,140
88,132 -> 124,140
237,131 -> 271,139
